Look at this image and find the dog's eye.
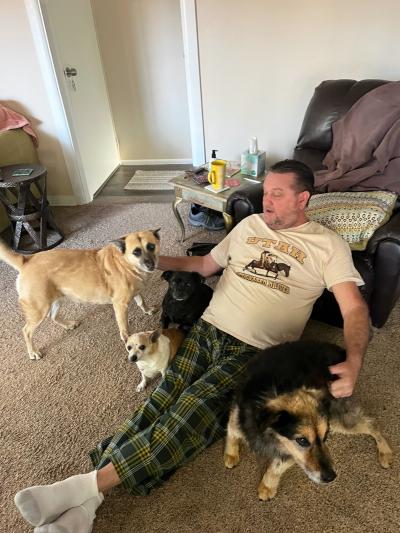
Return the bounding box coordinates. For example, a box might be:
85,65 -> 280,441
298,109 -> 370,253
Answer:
127,345 -> 132,351
133,248 -> 142,257
146,243 -> 155,252
295,437 -> 310,448
139,345 -> 146,351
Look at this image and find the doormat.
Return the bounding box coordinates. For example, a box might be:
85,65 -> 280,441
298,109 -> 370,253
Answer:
124,170 -> 186,191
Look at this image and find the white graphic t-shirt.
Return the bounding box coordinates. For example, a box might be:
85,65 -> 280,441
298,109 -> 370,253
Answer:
202,214 -> 363,349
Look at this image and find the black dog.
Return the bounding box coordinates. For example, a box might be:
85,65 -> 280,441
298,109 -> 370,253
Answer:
160,271 -> 213,330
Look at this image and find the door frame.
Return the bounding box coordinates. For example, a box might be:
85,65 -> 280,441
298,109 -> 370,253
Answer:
180,0 -> 206,167
25,0 -> 206,204
25,0 -> 91,204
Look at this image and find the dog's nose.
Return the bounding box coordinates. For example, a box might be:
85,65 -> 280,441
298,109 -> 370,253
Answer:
144,259 -> 155,271
321,469 -> 336,483
128,354 -> 138,363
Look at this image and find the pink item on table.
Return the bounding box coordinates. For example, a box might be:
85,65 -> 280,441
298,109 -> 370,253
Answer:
225,178 -> 241,187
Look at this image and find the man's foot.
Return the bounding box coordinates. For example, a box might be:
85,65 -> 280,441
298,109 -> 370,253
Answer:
34,495 -> 103,533
14,472 -> 99,527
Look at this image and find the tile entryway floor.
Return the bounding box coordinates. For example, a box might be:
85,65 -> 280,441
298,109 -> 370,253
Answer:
94,164 -> 192,204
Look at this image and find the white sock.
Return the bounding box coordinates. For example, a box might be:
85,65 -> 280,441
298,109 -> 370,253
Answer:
14,471 -> 100,527
33,494 -> 104,533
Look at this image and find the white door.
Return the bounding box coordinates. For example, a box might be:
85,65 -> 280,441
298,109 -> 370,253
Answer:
39,0 -> 120,199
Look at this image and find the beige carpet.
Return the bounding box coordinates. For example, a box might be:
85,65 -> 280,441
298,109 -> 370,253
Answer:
1,202 -> 399,533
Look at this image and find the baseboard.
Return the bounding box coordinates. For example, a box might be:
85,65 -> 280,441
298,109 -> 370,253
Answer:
48,195 -> 77,206
92,163 -> 121,198
121,159 -> 192,165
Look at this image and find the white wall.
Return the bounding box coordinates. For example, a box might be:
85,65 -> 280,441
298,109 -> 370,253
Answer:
91,0 -> 192,162
196,0 -> 400,165
0,0 -> 75,231
0,1 -> 74,201
2,0 -> 400,226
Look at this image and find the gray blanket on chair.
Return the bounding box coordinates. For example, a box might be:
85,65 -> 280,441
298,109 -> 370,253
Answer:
314,81 -> 400,194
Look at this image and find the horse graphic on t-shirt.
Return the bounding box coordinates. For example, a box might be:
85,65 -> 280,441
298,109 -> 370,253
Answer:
244,250 -> 291,279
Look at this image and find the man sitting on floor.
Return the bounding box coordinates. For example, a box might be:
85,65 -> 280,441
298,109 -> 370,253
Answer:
14,159 -> 369,533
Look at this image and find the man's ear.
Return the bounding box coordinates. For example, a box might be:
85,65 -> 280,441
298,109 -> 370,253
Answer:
161,270 -> 173,281
111,237 -> 126,254
150,329 -> 162,343
300,190 -> 311,208
153,228 -> 161,240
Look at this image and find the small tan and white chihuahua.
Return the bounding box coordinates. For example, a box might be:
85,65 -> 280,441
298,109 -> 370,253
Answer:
126,328 -> 185,391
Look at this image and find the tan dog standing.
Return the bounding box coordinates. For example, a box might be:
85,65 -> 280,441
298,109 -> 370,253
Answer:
126,328 -> 185,391
0,229 -> 160,360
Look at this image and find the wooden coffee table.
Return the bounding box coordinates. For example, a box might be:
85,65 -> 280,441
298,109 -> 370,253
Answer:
169,173 -> 263,242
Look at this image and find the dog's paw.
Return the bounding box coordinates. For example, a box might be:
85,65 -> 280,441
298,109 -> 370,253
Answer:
29,351 -> 42,361
120,332 -> 129,343
257,483 -> 277,501
145,305 -> 160,316
379,450 -> 393,469
64,320 -> 80,330
136,382 -> 146,392
224,453 -> 240,469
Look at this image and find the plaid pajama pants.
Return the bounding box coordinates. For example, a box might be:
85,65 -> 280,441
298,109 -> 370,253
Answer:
89,319 -> 257,495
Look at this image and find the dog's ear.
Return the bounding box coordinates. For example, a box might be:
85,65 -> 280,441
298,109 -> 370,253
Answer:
152,228 -> 161,240
192,272 -> 205,283
255,408 -> 297,436
150,329 -> 162,343
269,410 -> 298,439
111,237 -> 126,254
255,408 -> 274,432
161,270 -> 173,281
255,407 -> 288,432
319,393 -> 333,417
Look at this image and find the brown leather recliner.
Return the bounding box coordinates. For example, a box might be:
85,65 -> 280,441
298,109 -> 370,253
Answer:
225,79 -> 400,328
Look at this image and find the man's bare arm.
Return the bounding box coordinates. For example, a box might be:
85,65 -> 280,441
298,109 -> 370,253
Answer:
157,253 -> 222,278
330,281 -> 370,398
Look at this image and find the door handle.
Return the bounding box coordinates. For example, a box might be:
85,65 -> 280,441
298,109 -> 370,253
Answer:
64,67 -> 78,78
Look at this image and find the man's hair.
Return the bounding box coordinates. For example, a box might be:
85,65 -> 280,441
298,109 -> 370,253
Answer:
269,159 -> 314,196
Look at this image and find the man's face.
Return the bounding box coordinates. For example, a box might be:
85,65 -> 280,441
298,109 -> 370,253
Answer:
262,172 -> 310,230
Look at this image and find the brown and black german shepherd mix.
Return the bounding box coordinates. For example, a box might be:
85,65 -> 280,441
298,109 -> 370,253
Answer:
0,229 -> 160,360
224,341 -> 393,501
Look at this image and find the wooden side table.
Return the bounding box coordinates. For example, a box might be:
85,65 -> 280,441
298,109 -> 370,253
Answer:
169,173 -> 264,242
0,163 -> 63,252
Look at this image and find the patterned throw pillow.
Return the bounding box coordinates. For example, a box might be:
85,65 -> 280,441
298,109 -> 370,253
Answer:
306,191 -> 398,251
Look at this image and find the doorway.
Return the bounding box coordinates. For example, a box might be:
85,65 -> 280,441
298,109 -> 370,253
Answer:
40,0 -> 120,200
27,0 -> 205,204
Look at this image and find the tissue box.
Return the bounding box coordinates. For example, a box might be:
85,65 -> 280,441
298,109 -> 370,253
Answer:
240,150 -> 266,177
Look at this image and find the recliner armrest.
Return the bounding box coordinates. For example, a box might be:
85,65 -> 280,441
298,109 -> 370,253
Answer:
366,210 -> 400,255
226,183 -> 263,225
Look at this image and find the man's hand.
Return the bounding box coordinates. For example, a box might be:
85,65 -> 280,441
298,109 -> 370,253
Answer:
330,281 -> 369,398
158,253 -> 221,278
329,358 -> 361,398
